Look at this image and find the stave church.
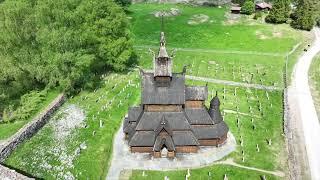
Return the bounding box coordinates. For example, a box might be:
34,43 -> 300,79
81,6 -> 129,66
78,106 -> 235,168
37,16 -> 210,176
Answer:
123,31 -> 229,158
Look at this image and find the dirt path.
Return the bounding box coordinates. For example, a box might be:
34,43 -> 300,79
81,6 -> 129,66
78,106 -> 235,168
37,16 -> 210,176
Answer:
287,27 -> 320,180
186,75 -> 281,91
216,159 -> 285,177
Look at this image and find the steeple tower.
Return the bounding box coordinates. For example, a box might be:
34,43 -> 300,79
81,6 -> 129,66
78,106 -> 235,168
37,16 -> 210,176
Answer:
154,32 -> 172,86
208,91 -> 223,124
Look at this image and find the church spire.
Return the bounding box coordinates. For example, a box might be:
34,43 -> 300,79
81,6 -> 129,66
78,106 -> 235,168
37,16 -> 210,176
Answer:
158,32 -> 169,58
154,31 -> 172,79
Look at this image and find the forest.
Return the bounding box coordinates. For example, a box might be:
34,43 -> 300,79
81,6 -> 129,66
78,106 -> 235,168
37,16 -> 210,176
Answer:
0,0 -> 134,121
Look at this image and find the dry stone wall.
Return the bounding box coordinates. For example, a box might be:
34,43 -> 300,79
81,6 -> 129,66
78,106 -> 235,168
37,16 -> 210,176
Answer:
0,94 -> 65,163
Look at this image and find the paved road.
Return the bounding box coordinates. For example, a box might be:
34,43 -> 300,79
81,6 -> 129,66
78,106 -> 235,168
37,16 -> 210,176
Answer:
288,27 -> 320,180
185,75 -> 281,91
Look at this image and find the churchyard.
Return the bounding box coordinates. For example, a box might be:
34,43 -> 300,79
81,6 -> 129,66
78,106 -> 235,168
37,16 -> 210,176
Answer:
0,2 -> 312,179
129,80 -> 285,179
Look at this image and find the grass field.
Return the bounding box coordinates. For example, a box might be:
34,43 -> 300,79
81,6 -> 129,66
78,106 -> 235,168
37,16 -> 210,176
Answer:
137,49 -> 285,87
5,72 -> 140,179
129,165 -> 279,180
0,90 -> 60,140
309,54 -> 320,117
129,4 -> 300,53
3,3 -> 311,179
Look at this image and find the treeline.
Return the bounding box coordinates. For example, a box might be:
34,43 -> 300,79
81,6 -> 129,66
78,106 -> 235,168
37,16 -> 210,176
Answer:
0,0 -> 134,119
232,0 -> 320,31
266,0 -> 320,30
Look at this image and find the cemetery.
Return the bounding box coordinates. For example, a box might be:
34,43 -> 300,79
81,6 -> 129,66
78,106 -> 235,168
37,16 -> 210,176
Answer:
0,2 -> 313,180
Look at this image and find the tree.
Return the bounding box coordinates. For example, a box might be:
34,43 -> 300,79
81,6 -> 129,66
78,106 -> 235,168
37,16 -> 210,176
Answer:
291,0 -> 318,30
0,0 -> 134,114
232,0 -> 246,6
265,0 -> 291,24
241,0 -> 255,15
114,0 -> 132,8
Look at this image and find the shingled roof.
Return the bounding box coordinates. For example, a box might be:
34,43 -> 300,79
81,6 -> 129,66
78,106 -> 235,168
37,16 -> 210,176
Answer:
128,106 -> 143,122
136,112 -> 191,131
185,108 -> 214,125
155,116 -> 173,136
185,86 -> 208,101
129,131 -> 156,146
172,131 -> 200,146
191,121 -> 229,139
142,73 -> 185,104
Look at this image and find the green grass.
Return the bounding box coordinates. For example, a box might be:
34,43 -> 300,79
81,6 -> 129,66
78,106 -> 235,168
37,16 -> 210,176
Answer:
0,89 -> 60,140
129,165 -> 279,180
137,49 -> 285,87
309,53 -> 320,117
129,3 -> 302,53
5,72 -> 141,179
189,80 -> 286,171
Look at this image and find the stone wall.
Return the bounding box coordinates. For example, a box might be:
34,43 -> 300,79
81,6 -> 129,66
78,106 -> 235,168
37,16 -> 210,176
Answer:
0,164 -> 34,180
0,94 -> 65,163
133,0 -> 232,6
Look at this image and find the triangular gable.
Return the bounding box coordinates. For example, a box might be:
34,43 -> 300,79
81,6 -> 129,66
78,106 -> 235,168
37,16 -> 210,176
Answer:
153,135 -> 175,151
155,115 -> 173,136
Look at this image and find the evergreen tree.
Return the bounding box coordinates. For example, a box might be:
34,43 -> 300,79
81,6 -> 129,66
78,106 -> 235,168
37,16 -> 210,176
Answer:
291,0 -> 318,30
241,0 -> 255,15
265,0 -> 291,24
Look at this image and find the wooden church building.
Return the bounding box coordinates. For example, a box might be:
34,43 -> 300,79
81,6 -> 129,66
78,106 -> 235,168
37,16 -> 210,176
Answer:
123,32 -> 229,158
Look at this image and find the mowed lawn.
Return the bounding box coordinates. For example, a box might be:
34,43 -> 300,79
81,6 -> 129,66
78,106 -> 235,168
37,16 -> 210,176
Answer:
129,3 -> 302,53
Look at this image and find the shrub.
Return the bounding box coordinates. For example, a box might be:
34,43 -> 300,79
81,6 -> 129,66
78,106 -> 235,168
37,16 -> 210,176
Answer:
241,0 -> 255,15
253,11 -> 263,20
114,0 -> 132,8
9,90 -> 47,122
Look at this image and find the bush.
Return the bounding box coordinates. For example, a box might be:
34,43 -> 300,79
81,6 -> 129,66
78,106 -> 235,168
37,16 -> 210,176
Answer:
5,90 -> 48,123
241,0 -> 255,15
114,0 -> 131,8
253,11 -> 263,20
